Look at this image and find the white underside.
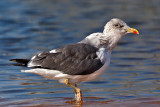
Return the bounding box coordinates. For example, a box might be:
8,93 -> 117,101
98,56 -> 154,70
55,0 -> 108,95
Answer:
22,60 -> 110,84
22,51 -> 111,84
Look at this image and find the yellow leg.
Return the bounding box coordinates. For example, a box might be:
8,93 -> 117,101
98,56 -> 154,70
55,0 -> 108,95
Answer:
65,79 -> 83,103
74,84 -> 78,99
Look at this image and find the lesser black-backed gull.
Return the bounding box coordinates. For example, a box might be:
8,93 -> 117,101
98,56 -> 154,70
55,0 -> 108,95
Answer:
10,18 -> 139,103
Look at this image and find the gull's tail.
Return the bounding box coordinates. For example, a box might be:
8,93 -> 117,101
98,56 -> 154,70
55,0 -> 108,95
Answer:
9,59 -> 30,66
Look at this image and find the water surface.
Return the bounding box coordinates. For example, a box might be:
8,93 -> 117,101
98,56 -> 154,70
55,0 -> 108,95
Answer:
0,0 -> 160,107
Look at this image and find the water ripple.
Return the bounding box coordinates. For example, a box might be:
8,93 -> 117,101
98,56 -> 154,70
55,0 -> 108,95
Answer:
0,0 -> 160,106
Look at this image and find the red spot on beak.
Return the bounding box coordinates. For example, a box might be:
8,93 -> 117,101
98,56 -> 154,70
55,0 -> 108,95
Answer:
133,31 -> 138,34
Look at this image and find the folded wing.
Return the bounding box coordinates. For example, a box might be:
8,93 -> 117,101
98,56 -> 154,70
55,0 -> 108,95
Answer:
28,43 -> 104,75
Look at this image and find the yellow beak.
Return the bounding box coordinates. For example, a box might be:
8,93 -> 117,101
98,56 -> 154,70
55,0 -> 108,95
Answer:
126,28 -> 139,34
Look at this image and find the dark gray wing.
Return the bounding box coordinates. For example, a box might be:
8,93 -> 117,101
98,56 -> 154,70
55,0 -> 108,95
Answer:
28,43 -> 103,75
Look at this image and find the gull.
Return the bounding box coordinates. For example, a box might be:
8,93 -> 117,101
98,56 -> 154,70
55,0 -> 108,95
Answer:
10,18 -> 139,104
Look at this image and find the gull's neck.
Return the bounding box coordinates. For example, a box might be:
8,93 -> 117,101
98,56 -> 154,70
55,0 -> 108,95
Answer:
102,33 -> 123,50
80,32 -> 123,51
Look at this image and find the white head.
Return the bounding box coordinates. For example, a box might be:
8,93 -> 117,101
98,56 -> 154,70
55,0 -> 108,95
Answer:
103,18 -> 139,36
80,18 -> 139,50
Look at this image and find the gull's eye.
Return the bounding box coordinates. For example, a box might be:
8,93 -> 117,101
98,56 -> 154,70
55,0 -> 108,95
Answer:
115,24 -> 124,28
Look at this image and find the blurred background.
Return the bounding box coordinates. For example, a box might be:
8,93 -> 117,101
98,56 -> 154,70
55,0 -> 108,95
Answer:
0,0 -> 160,106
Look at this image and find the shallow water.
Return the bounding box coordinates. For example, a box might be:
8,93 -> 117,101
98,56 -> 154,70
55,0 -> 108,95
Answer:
0,0 -> 160,107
